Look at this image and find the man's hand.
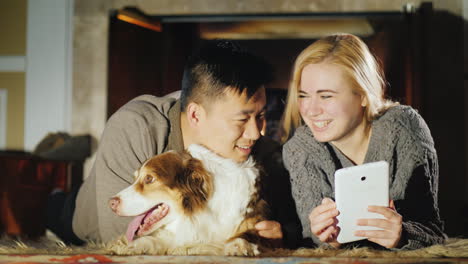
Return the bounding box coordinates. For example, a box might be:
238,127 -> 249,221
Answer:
255,220 -> 283,239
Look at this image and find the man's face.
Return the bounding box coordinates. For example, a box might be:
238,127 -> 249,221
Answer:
196,87 -> 267,163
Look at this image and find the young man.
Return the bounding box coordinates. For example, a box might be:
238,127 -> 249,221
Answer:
49,40 -> 300,246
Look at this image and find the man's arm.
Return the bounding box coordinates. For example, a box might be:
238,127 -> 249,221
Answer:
74,97 -> 172,243
253,137 -> 302,248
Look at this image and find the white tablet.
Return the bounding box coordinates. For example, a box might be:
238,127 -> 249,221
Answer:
334,161 -> 389,244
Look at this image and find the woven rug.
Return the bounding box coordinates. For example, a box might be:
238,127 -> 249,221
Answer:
1,235 -> 468,264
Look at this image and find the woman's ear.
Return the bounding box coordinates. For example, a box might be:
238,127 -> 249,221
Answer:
361,95 -> 368,108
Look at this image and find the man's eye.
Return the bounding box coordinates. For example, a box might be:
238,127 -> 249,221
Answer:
321,95 -> 332,99
144,175 -> 155,184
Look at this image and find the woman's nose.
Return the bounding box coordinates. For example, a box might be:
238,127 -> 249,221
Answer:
303,99 -> 322,117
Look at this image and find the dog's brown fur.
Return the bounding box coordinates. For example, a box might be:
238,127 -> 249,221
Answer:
109,146 -> 271,255
133,151 -> 214,216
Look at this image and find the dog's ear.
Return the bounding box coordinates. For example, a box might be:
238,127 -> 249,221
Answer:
178,154 -> 213,215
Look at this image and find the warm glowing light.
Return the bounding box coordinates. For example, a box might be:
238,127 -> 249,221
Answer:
199,19 -> 374,40
117,14 -> 162,32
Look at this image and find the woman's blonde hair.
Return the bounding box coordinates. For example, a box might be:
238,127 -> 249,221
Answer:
280,33 -> 398,143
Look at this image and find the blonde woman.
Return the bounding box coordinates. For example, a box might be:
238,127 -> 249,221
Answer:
281,34 -> 446,249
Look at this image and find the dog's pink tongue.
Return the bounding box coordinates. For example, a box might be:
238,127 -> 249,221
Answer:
126,214 -> 145,242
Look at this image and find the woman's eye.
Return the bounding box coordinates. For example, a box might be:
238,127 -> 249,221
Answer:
321,95 -> 332,99
144,175 -> 155,184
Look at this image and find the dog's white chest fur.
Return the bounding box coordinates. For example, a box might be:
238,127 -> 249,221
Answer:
166,144 -> 259,245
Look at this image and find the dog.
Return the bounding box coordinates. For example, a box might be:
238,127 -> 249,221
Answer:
108,144 -> 270,256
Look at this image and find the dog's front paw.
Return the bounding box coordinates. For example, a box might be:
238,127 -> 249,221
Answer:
106,236 -> 166,255
106,236 -> 133,255
224,238 -> 260,256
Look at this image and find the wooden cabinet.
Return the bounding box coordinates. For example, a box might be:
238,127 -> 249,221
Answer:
0,151 -> 83,238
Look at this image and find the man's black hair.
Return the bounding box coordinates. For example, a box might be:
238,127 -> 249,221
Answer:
180,39 -> 273,112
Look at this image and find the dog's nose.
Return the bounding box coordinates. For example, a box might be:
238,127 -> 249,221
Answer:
109,197 -> 120,212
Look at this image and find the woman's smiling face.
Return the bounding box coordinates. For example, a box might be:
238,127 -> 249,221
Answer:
298,62 -> 367,145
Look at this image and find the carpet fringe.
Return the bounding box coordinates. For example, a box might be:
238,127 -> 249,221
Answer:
1,235 -> 467,258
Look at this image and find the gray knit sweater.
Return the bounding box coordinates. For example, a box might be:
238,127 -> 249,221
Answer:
283,105 -> 446,250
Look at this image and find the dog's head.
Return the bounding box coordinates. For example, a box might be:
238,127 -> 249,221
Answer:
109,150 -> 213,242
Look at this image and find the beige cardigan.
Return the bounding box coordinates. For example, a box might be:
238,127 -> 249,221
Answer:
73,95 -> 181,242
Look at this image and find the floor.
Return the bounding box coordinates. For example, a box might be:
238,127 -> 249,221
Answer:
1,254 -> 467,264
1,232 -> 468,264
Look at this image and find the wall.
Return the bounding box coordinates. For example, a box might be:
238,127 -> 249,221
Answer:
0,73 -> 25,150
0,0 -> 26,54
24,0 -> 74,151
0,0 -> 27,150
0,0 -> 74,151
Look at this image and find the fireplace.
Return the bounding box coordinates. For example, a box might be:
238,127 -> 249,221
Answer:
107,7 -> 422,141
